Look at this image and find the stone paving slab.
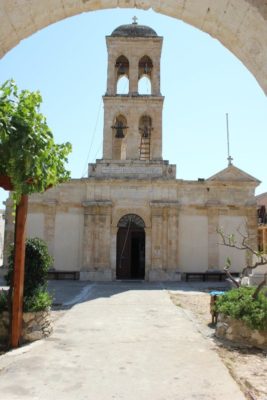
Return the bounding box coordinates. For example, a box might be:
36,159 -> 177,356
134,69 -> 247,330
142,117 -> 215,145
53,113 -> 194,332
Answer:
0,282 -> 245,400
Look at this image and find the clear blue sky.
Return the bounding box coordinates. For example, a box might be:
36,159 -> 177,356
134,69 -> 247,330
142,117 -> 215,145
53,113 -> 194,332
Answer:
0,8 -> 266,206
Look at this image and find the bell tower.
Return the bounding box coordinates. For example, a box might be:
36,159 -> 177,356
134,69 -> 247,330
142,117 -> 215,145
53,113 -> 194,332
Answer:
88,19 -> 176,179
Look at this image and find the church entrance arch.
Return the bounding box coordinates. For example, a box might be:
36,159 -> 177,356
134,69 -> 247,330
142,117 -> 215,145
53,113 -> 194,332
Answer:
1,2 -> 267,94
116,214 -> 145,280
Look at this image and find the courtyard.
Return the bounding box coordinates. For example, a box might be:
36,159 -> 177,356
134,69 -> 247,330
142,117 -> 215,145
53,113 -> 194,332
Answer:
0,278 -> 256,400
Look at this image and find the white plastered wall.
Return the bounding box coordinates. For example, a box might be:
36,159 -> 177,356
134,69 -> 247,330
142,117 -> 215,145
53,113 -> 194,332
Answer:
178,215 -> 208,272
218,216 -> 246,272
26,213 -> 45,239
54,212 -> 83,271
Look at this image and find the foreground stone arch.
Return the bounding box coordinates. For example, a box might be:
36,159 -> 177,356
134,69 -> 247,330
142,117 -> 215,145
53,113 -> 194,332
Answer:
0,1 -> 267,94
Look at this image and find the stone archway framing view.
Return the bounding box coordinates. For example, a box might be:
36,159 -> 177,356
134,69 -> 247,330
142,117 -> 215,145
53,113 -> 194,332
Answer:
0,1 -> 267,94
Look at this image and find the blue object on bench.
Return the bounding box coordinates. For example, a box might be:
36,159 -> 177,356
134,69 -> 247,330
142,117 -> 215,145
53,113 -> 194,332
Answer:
210,290 -> 225,296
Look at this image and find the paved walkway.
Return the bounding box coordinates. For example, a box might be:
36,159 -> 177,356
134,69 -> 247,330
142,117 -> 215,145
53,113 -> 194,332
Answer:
0,282 -> 245,400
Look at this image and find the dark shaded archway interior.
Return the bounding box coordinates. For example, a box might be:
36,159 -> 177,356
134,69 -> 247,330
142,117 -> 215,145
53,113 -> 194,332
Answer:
116,215 -> 145,279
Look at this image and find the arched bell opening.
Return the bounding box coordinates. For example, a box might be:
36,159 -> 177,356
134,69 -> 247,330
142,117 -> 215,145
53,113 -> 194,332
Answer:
117,75 -> 129,94
138,56 -> 153,95
139,115 -> 152,160
138,76 -> 152,95
115,55 -> 129,94
111,114 -> 128,160
116,214 -> 145,280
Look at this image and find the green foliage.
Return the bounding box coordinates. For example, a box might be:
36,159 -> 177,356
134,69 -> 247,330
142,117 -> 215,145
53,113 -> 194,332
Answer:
23,288 -> 52,312
0,290 -> 8,312
6,237 -> 52,298
216,287 -> 267,331
0,79 -> 72,203
6,238 -> 53,310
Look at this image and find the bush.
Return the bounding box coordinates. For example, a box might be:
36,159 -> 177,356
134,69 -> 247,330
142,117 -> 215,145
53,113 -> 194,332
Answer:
5,237 -> 53,312
0,290 -> 8,312
6,237 -> 53,298
23,289 -> 52,312
216,287 -> 267,331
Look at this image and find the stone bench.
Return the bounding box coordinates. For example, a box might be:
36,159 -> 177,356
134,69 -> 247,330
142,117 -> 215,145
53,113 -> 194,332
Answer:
47,270 -> 80,280
185,272 -> 239,282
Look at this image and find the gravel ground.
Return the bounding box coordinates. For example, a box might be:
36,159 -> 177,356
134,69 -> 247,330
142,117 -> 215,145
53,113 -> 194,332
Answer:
169,290 -> 267,400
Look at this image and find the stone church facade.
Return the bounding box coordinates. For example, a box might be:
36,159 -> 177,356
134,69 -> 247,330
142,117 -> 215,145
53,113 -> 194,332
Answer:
6,22 -> 260,281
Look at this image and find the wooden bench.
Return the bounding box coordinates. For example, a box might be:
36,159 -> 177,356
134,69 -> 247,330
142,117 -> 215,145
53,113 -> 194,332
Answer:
47,270 -> 80,280
185,272 -> 239,282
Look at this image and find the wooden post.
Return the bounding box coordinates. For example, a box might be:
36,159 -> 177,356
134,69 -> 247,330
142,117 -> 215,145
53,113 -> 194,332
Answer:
10,194 -> 28,348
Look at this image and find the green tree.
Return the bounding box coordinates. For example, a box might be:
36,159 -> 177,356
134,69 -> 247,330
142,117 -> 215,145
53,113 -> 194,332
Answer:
0,79 -> 72,203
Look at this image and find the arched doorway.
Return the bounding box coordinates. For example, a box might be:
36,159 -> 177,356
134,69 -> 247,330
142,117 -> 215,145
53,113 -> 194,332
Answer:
116,214 -> 145,280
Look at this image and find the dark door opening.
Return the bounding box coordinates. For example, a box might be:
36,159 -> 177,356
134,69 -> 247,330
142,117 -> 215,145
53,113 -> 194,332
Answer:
116,214 -> 145,280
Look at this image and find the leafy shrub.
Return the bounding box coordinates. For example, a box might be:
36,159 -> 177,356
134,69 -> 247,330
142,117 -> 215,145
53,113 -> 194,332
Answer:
5,237 -> 53,312
6,237 -> 53,298
216,287 -> 267,331
23,289 -> 52,312
0,290 -> 8,312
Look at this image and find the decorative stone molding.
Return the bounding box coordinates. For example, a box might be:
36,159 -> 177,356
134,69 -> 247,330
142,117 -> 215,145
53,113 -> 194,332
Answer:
88,160 -> 176,179
216,313 -> 267,350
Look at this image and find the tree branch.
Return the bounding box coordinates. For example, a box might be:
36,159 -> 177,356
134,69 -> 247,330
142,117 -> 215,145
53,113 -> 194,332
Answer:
224,266 -> 240,288
252,273 -> 267,300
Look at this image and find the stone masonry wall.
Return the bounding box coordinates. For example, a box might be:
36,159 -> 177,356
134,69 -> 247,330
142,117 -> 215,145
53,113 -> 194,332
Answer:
0,309 -> 53,347
216,313 -> 267,350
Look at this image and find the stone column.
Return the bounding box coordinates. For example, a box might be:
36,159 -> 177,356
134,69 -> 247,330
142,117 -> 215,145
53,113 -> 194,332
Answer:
125,112 -> 139,160
245,206 -> 258,250
106,53 -> 116,95
151,205 -> 163,270
129,56 -> 138,95
167,207 -> 179,269
162,207 -> 168,269
102,99 -> 113,160
152,60 -> 161,96
82,201 -> 112,281
150,201 -> 180,280
151,101 -> 163,161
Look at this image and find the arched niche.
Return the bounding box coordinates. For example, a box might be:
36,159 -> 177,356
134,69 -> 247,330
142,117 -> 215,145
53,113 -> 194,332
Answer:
139,55 -> 153,79
138,76 -> 152,95
115,55 -> 129,94
139,115 -> 152,138
117,75 -> 129,94
112,114 -> 128,160
139,115 -> 152,160
138,56 -> 153,94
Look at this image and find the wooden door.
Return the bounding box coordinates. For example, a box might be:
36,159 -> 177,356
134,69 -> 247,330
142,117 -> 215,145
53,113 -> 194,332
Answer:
116,228 -> 145,279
